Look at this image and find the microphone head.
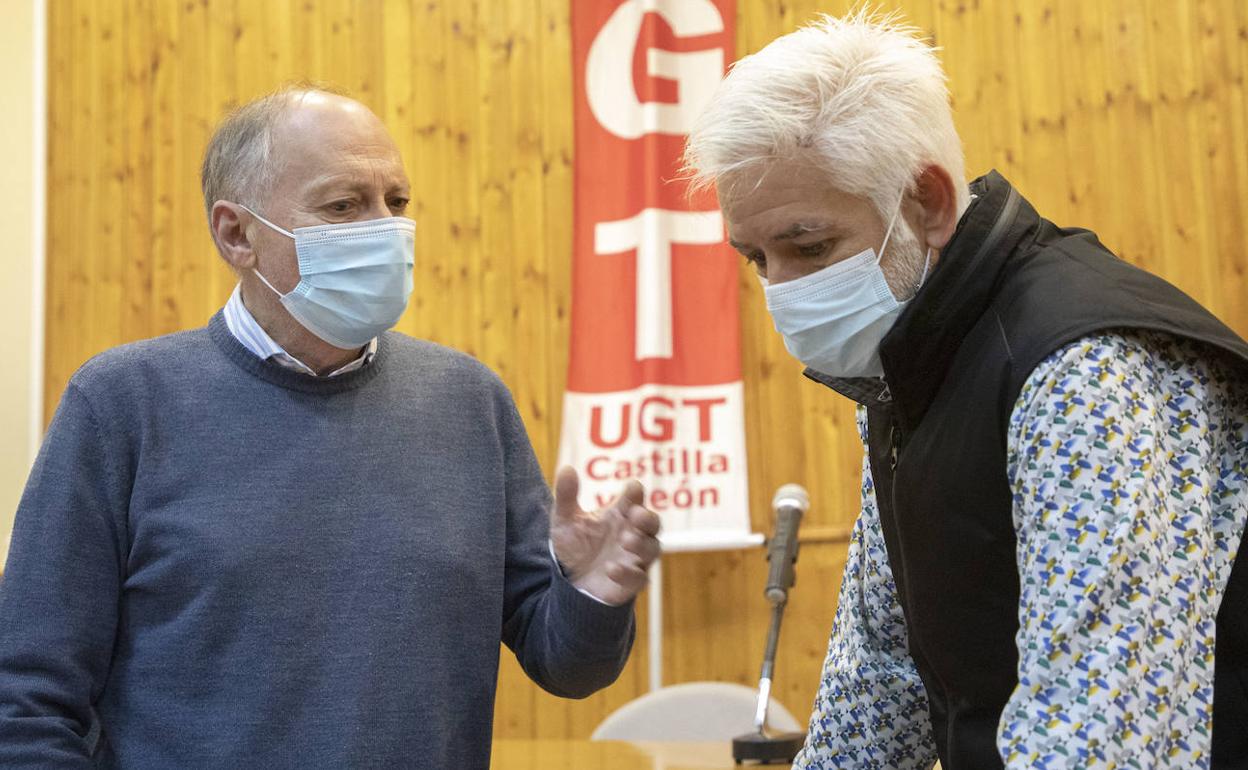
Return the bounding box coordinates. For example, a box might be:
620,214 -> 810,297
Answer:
772,484 -> 810,513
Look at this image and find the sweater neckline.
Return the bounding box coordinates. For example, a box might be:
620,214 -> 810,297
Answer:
207,310 -> 387,394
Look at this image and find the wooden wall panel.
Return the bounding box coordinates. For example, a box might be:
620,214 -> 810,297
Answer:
44,0 -> 1248,741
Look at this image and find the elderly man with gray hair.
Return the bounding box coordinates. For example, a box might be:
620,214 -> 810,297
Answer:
0,86 -> 660,768
685,11 -> 1248,770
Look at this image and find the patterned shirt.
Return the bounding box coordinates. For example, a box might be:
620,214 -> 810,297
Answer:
795,331 -> 1248,769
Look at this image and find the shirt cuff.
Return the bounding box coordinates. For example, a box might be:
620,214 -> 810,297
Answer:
547,539 -> 618,606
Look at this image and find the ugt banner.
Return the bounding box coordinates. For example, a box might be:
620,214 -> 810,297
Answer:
560,0 -> 758,551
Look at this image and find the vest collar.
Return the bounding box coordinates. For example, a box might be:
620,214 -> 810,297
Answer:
802,370 -> 895,413
805,171 -> 1036,427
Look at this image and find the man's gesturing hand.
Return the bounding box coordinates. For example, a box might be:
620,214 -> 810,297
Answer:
549,466 -> 662,606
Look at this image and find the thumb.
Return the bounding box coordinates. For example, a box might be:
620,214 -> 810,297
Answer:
552,466 -> 582,523
614,479 -> 645,513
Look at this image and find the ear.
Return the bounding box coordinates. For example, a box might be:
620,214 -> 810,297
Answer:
912,164 -> 960,251
211,201 -> 257,272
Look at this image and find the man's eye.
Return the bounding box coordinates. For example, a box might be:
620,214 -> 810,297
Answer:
797,241 -> 829,258
328,201 -> 353,213
389,197 -> 410,213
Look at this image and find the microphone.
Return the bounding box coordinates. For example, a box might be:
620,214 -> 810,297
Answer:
764,484 -> 808,605
733,484 -> 810,766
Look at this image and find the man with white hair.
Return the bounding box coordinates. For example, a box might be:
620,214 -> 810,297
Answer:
686,12 -> 1248,770
0,85 -> 661,768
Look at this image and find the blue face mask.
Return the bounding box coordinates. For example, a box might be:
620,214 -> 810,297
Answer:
762,200 -> 930,379
242,207 -> 416,349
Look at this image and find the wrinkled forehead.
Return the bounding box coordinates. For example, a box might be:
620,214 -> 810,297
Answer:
719,158 -> 876,239
270,95 -> 407,185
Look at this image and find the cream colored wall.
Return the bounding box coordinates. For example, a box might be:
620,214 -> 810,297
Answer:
0,0 -> 43,567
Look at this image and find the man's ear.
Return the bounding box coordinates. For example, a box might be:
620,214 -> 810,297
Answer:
912,164 -> 959,252
211,201 -> 257,271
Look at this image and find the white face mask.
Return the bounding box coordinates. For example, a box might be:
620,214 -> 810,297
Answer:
762,200 -> 931,379
242,206 -> 416,349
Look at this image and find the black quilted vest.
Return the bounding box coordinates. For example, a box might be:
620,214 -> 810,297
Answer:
807,171 -> 1248,769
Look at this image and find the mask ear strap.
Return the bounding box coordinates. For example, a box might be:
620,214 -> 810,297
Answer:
877,194 -> 905,264
253,268 -> 286,299
238,204 -> 294,299
239,204 -> 295,239
917,247 -> 933,290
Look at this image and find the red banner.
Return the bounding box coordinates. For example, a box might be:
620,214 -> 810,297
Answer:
560,0 -> 756,550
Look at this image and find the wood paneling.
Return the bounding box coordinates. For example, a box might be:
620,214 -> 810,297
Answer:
45,0 -> 1248,741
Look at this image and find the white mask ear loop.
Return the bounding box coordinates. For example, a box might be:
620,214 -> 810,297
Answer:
878,192 -> 934,293
876,193 -> 906,264
239,204 -> 295,239
917,247 -> 933,291
252,267 -> 286,299
237,204 -> 296,298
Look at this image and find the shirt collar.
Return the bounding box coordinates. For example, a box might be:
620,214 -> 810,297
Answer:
223,284 -> 377,378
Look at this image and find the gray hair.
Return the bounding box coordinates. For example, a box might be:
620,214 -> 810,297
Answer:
200,82 -> 346,219
684,9 -> 969,221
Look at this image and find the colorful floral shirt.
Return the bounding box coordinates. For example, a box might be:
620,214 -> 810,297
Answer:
794,331 -> 1248,769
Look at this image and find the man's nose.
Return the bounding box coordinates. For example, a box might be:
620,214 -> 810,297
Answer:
766,258 -> 807,286
359,196 -> 393,221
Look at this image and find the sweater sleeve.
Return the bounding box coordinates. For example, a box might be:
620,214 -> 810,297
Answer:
999,332 -> 1247,768
0,382 -> 129,767
794,406 -> 938,770
494,387 -> 635,699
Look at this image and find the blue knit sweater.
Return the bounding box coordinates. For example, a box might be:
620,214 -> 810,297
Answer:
0,312 -> 634,769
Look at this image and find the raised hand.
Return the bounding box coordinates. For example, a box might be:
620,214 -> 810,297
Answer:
549,466 -> 662,606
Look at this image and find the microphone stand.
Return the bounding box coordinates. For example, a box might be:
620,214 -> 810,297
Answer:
732,595 -> 805,764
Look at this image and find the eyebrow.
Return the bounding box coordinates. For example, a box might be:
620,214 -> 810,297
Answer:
728,222 -> 841,252
772,223 -> 825,240
306,173 -> 410,199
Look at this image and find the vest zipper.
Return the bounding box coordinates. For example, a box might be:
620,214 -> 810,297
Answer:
888,419 -> 903,472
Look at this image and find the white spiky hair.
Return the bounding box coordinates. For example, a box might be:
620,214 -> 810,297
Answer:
684,8 -> 969,220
